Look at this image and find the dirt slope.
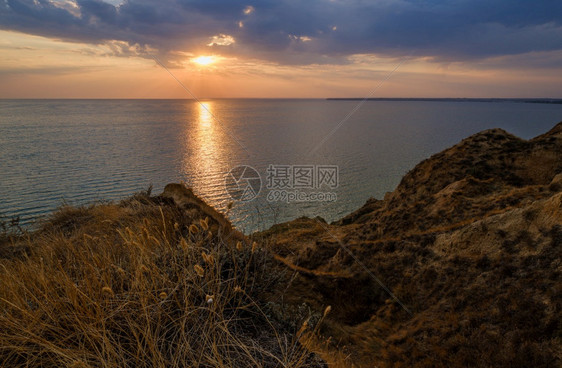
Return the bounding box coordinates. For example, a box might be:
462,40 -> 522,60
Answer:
257,122 -> 562,367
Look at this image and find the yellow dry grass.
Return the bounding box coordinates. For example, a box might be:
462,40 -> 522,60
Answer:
0,193 -> 325,367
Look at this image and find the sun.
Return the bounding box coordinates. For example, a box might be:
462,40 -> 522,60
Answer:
192,55 -> 216,66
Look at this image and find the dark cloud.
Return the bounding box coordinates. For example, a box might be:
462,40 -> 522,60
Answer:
1,0 -> 561,65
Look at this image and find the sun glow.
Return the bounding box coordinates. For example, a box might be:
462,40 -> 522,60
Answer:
192,55 -> 216,66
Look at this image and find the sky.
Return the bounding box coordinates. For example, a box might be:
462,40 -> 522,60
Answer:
0,0 -> 561,98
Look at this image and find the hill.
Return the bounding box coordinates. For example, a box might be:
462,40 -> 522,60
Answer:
255,122 -> 562,367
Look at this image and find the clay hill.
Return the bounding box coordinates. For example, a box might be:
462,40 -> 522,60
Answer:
255,122 -> 562,367
1,122 -> 561,367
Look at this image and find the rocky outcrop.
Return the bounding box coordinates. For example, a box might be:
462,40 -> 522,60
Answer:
160,183 -> 244,242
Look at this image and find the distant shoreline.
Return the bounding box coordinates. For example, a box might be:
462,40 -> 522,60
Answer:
326,97 -> 562,104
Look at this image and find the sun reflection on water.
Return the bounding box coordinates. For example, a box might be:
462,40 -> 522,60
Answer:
198,102 -> 213,128
182,101 -> 230,204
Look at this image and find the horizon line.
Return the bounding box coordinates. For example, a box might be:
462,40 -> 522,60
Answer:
1,97 -> 562,102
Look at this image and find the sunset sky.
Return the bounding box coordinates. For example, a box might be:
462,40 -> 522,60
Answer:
1,0 -> 561,98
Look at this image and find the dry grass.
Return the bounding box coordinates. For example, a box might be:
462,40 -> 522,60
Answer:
0,192 -> 325,368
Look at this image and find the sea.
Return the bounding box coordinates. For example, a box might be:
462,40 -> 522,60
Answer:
1,99 -> 561,233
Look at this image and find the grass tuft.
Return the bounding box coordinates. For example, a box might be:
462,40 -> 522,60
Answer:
0,191 -> 325,367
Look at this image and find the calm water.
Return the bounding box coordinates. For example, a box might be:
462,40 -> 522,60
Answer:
1,99 -> 561,233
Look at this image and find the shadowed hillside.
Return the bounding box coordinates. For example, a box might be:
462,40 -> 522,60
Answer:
256,122 -> 562,367
1,122 -> 561,367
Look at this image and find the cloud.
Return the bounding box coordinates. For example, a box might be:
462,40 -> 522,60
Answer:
0,0 -> 561,66
243,5 -> 253,15
207,34 -> 235,46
